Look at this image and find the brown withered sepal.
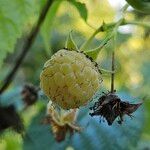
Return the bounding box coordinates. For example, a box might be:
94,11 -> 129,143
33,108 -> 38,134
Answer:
43,115 -> 81,142
89,91 -> 142,125
21,84 -> 38,106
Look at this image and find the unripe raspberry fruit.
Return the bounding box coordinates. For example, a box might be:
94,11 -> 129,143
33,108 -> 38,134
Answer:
40,49 -> 101,109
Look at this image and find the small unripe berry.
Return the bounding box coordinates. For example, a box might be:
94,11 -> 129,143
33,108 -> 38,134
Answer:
40,49 -> 102,109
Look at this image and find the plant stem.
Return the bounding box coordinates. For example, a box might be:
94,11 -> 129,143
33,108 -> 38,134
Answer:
0,0 -> 54,94
121,3 -> 129,13
80,18 -> 150,51
111,51 -> 115,93
110,19 -> 123,93
124,20 -> 150,28
83,19 -> 124,59
102,20 -> 150,30
80,29 -> 99,50
84,33 -> 113,56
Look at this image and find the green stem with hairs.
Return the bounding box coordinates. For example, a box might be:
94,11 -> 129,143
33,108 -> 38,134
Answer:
80,29 -> 100,51
101,20 -> 150,31
124,20 -> 150,28
111,51 -> 115,93
82,18 -> 150,58
80,19 -> 150,52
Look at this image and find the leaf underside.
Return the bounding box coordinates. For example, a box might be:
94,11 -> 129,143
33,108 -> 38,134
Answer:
23,91 -> 144,150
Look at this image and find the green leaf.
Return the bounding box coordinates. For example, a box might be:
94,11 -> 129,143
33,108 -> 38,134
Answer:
40,0 -> 62,56
0,0 -> 35,69
23,92 -> 144,150
126,0 -> 150,14
68,0 -> 88,22
65,31 -> 78,50
0,131 -> 22,150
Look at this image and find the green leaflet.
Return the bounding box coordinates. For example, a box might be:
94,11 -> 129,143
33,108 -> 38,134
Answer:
68,0 -> 88,22
40,0 -> 62,56
0,0 -> 36,69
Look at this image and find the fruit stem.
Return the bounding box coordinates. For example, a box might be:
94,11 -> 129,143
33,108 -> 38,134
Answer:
121,3 -> 129,13
123,20 -> 150,28
111,51 -> 115,93
80,29 -> 99,50
80,7 -> 149,51
101,20 -> 150,30
110,19 -> 123,93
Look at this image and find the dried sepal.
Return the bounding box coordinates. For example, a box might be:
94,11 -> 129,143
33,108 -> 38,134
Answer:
21,84 -> 39,107
65,31 -> 78,50
43,102 -> 81,142
89,91 -> 142,125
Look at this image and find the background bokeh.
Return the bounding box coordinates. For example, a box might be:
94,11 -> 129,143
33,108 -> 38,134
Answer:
0,0 -> 149,149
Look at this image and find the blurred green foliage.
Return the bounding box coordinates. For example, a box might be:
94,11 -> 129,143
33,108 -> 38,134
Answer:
0,0 -> 36,69
23,92 -> 144,150
0,0 -> 150,150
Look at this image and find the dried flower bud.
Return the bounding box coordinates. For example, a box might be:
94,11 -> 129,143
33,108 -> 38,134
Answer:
89,91 -> 142,125
21,84 -> 38,106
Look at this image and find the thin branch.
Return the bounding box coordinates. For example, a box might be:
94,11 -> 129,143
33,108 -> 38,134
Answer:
124,20 -> 150,28
121,3 -> 129,13
111,51 -> 115,93
80,29 -> 99,50
100,19 -> 150,31
110,19 -> 122,93
0,0 -> 54,94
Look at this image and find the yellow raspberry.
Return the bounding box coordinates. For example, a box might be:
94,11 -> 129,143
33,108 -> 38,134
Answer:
40,49 -> 102,109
